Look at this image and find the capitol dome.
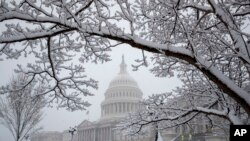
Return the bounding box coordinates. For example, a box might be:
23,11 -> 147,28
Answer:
101,56 -> 143,119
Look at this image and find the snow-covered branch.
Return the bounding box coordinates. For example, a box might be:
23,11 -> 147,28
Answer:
0,0 -> 249,114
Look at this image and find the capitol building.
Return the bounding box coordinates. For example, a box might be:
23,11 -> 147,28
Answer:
31,56 -> 227,141
31,56 -> 154,141
75,56 -> 153,141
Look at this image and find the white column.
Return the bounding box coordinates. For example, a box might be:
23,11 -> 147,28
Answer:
94,129 -> 96,141
107,104 -> 109,114
100,129 -> 102,141
84,130 -> 86,141
130,103 -> 133,112
106,128 -> 108,141
105,105 -> 107,115
104,105 -> 106,115
96,129 -> 99,141
102,128 -> 105,141
101,128 -> 103,141
82,130 -> 84,141
120,103 -> 122,113
89,130 -> 91,141
105,128 -> 107,141
83,130 -> 85,141
103,128 -> 107,141
122,103 -> 124,113
112,104 -> 114,114
88,130 -> 90,141
87,130 -> 89,141
125,103 -> 127,112
121,103 -> 123,113
119,103 -> 122,113
124,103 -> 126,112
108,127 -> 111,141
115,103 -> 117,113
86,130 -> 88,141
107,128 -> 109,141
90,129 -> 92,141
107,105 -> 109,114
103,106 -> 105,116
91,129 -> 94,141
127,103 -> 129,113
78,131 -> 81,141
108,128 -> 109,141
110,104 -> 112,114
129,103 -> 133,112
109,104 -> 111,114
110,127 -> 112,141
118,103 -> 120,113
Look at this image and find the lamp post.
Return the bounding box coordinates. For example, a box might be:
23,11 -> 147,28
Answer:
69,127 -> 77,141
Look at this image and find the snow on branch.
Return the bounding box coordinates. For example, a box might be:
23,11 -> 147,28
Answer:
0,0 -> 250,114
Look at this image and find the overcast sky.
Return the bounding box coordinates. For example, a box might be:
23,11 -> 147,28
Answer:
0,44 -> 182,141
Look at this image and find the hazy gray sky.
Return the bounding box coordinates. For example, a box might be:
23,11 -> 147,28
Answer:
0,44 -> 182,141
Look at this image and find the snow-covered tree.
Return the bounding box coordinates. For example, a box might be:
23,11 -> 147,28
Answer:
0,74 -> 46,141
0,0 -> 249,116
118,68 -> 248,136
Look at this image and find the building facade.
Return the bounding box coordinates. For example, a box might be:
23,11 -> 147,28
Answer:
30,131 -> 63,141
30,130 -> 74,141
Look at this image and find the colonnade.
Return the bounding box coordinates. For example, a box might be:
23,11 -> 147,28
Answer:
78,127 -> 113,141
102,103 -> 140,116
106,89 -> 142,98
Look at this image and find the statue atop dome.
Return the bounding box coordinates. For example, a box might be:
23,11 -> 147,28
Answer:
119,55 -> 127,74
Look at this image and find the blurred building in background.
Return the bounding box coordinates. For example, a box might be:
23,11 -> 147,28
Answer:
31,56 -> 227,141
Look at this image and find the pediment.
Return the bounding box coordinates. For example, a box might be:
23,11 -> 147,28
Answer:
78,120 -> 93,127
